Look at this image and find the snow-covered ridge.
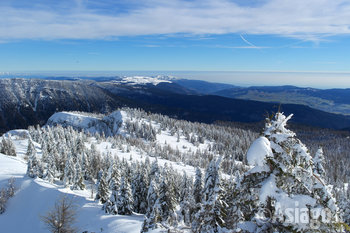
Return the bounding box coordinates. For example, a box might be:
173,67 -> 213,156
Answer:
114,75 -> 175,86
47,111 -> 123,136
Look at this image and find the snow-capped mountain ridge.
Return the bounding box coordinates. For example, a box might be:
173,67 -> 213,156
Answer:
113,75 -> 176,86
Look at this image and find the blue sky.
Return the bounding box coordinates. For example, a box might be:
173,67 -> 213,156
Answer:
1,0 -> 350,87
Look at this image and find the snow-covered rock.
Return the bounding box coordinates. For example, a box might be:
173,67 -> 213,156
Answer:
47,112 -> 100,129
47,111 -> 123,136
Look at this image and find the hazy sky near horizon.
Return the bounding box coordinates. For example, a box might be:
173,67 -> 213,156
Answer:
1,0 -> 350,87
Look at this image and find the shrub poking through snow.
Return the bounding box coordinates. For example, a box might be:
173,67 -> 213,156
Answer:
41,195 -> 78,233
0,178 -> 17,214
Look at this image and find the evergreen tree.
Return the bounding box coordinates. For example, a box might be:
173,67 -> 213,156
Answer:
107,162 -> 120,190
63,153 -> 75,187
234,113 -> 340,232
154,177 -> 176,227
95,172 -> 109,204
26,138 -> 42,178
179,172 -> 193,225
81,151 -> 91,181
146,179 -> 158,218
132,168 -> 149,214
193,157 -> 226,233
71,162 -> 85,190
193,167 -> 202,204
141,203 -> 161,232
117,177 -> 133,215
44,148 -> 58,183
104,180 -> 118,215
313,147 -> 326,178
149,159 -> 160,182
26,137 -> 36,159
0,136 -> 16,157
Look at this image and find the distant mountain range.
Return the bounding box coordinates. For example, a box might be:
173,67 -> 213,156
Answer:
0,79 -> 129,133
1,76 -> 350,134
212,85 -> 350,115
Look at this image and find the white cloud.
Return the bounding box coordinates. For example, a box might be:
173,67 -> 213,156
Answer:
1,0 -> 350,41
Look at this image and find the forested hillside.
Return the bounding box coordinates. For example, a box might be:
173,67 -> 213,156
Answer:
0,109 -> 348,232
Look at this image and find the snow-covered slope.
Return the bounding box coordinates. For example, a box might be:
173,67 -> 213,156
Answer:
0,133 -> 146,233
0,110 -> 209,232
47,110 -> 210,176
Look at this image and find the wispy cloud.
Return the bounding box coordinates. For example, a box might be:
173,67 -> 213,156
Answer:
1,0 -> 350,41
240,34 -> 259,48
214,45 -> 270,49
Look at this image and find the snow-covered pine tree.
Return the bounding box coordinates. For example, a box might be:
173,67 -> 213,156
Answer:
63,153 -> 75,187
0,136 -> 16,157
26,138 -> 42,178
337,184 -> 350,227
117,177 -> 133,215
223,171 -> 241,230
179,172 -> 193,226
107,162 -> 120,191
154,176 -> 177,228
141,202 -> 161,232
234,112 -> 340,232
190,167 -> 203,230
95,171 -> 109,204
142,174 -> 176,232
26,137 -> 36,159
44,147 -> 59,183
193,167 -> 202,204
104,178 -> 118,215
81,151 -> 91,181
193,157 -> 227,233
149,159 -> 160,182
145,179 -> 158,218
313,147 -> 326,179
71,162 -> 85,190
132,167 -> 149,214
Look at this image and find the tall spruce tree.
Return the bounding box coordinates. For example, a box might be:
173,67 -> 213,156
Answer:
117,177 -> 133,215
193,157 -> 227,233
132,168 -> 149,214
95,171 -> 109,204
179,172 -> 193,226
0,136 -> 16,157
26,138 -> 42,178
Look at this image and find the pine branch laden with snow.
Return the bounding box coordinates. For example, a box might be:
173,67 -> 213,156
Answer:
234,112 -> 342,232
